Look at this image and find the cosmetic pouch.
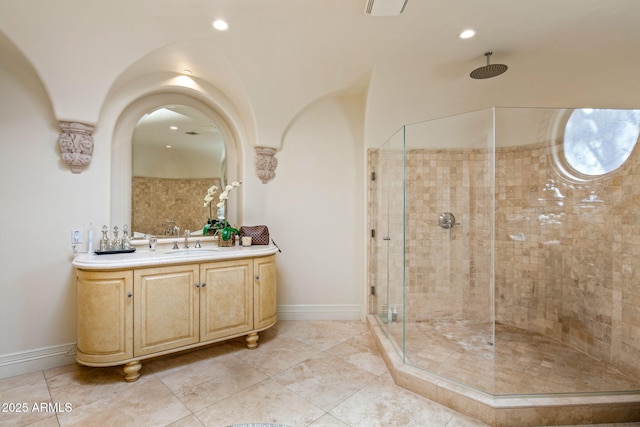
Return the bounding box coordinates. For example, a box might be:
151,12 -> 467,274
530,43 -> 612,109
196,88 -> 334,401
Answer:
239,225 -> 270,245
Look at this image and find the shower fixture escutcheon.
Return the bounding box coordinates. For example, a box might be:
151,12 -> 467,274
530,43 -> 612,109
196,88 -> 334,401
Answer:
438,212 -> 458,229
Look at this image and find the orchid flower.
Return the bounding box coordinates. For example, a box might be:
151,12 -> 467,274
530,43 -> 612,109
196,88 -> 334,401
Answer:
203,181 -> 242,240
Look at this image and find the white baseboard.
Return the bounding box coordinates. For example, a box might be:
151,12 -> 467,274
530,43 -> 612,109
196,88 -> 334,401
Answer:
0,343 -> 77,380
0,306 -> 362,379
277,304 -> 363,321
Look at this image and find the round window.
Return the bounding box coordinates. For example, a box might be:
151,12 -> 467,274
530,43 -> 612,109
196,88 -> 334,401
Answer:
564,109 -> 640,176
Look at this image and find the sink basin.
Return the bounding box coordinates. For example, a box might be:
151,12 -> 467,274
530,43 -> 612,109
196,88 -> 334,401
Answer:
165,248 -> 220,255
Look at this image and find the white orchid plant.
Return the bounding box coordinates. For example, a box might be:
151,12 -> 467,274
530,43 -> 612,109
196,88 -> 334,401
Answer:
203,181 -> 241,241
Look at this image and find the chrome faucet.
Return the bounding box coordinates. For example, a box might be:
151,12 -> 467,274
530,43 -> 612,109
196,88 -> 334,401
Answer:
184,229 -> 190,249
162,220 -> 176,236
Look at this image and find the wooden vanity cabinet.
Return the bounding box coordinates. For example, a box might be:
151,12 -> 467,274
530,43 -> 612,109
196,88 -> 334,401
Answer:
76,269 -> 133,364
75,254 -> 276,382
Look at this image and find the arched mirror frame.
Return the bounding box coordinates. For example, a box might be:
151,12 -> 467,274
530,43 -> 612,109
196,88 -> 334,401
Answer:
110,93 -> 241,238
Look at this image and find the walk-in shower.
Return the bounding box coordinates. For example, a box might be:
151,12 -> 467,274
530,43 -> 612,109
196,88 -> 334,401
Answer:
368,107 -> 640,426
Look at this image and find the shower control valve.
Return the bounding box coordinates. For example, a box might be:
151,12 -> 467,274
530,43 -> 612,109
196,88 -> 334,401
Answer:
438,212 -> 459,229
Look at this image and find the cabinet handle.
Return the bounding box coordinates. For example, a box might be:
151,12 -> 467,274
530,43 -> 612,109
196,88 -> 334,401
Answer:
127,292 -> 132,298
195,283 -> 200,288
255,275 -> 260,281
201,283 -> 206,288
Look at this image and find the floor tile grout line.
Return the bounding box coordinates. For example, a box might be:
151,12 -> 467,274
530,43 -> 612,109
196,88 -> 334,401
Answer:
260,357 -> 331,427
150,334 -> 331,426
150,368 -> 200,427
41,369 -> 62,427
324,372 -> 385,427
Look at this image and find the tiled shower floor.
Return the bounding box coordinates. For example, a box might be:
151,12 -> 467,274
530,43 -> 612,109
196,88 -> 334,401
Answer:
387,320 -> 640,395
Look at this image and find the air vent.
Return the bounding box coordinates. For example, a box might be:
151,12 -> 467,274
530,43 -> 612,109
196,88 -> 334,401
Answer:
364,0 -> 408,16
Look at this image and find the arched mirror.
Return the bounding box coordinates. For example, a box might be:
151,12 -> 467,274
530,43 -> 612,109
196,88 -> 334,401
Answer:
131,105 -> 226,237
110,93 -> 241,239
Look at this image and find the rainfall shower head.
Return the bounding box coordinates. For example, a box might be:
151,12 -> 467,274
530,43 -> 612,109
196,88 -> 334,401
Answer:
470,52 -> 508,79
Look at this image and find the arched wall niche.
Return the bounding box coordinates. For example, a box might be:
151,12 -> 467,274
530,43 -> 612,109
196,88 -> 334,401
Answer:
110,92 -> 242,230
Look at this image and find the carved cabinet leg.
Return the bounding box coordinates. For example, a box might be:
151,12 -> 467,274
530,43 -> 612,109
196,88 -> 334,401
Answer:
123,361 -> 142,382
245,332 -> 259,349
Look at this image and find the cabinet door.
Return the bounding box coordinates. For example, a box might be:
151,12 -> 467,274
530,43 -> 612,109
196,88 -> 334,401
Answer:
134,264 -> 199,356
76,269 -> 133,364
200,259 -> 253,342
254,255 -> 277,329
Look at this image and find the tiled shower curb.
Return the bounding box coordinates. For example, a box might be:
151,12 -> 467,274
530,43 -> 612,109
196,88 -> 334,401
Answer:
366,315 -> 640,426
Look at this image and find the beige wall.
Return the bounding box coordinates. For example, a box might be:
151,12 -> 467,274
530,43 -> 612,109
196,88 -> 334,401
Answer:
251,94 -> 365,314
0,33 -> 110,375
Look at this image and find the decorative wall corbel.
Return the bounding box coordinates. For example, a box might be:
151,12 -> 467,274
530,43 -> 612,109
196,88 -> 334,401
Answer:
255,146 -> 278,184
58,121 -> 94,173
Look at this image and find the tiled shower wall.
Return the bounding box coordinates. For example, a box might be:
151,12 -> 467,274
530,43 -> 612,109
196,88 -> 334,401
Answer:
369,138 -> 640,381
132,176 -> 221,236
404,149 -> 493,323
495,140 -> 640,380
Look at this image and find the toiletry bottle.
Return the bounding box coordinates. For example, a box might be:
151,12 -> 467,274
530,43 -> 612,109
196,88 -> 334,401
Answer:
88,223 -> 93,253
122,224 -> 130,250
111,226 -> 120,251
100,225 -> 109,251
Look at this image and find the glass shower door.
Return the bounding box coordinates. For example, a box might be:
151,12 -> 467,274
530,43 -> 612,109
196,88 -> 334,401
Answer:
402,109 -> 496,391
372,126 -> 406,357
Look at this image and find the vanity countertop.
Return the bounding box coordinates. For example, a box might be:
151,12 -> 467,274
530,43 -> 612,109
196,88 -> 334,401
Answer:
73,244 -> 278,270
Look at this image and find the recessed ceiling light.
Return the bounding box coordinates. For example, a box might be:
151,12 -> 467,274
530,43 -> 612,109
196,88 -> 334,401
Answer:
212,19 -> 229,31
166,145 -> 172,149
459,29 -> 477,39
170,126 -> 178,130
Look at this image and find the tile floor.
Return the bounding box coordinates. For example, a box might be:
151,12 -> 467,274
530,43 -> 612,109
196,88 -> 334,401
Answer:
0,320 -> 638,427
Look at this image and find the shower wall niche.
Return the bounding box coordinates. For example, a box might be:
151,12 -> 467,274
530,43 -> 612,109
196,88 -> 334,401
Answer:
369,107 -> 640,397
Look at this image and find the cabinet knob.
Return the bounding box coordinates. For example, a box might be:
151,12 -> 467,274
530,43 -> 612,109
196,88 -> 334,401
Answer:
201,283 -> 206,288
127,292 -> 133,298
255,276 -> 260,281
195,283 -> 200,288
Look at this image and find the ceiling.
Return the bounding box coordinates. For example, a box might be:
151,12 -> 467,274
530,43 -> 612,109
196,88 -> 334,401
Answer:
1,0 -> 639,148
132,105 -> 225,177
133,105 -> 224,155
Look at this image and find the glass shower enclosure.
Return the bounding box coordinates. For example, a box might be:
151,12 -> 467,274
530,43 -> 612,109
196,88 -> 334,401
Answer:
369,107 -> 640,397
